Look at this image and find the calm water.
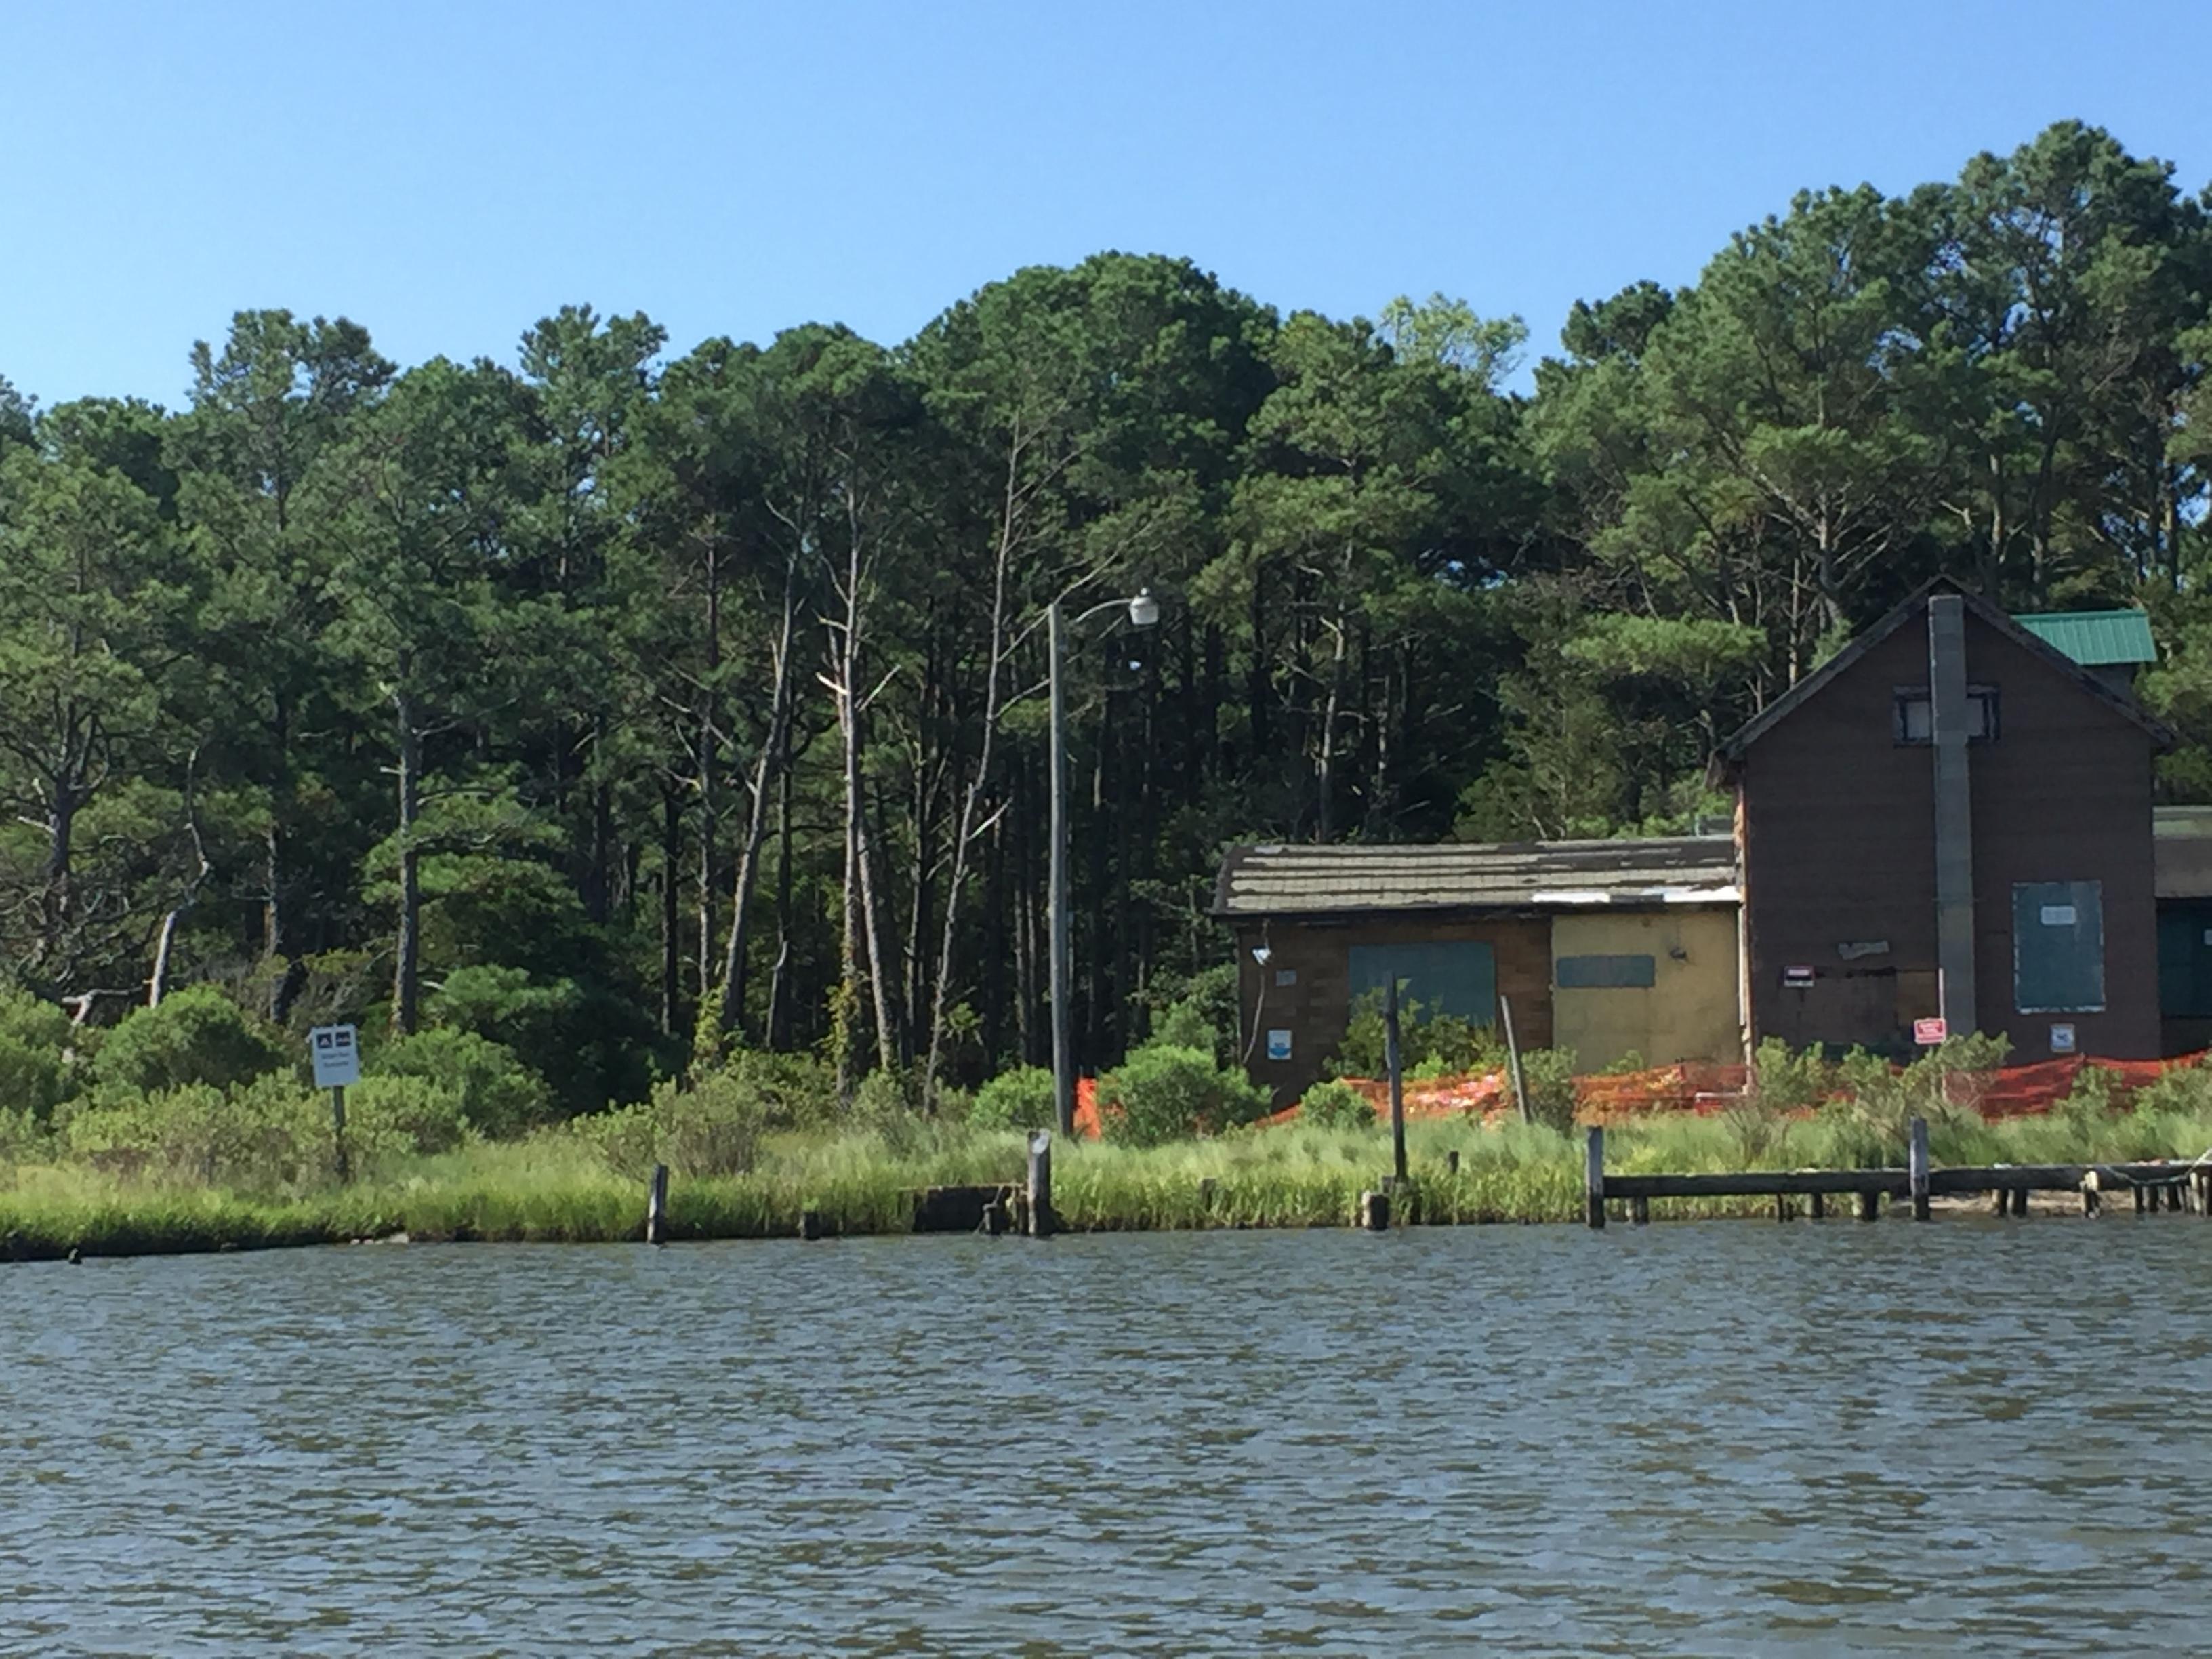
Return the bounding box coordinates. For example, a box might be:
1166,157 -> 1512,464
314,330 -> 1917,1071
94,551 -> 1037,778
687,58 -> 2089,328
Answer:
4,1222 -> 2210,1656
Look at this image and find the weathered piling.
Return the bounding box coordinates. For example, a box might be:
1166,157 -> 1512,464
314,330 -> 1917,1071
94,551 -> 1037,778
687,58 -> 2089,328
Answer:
1383,979 -> 1408,1186
2081,1172 -> 2102,1216
1026,1130 -> 1054,1239
1908,1117 -> 1931,1221
1808,1191 -> 1826,1221
1630,1195 -> 1650,1225
645,1163 -> 668,1246
1359,1189 -> 1391,1231
799,1207 -> 824,1241
2010,1185 -> 2029,1218
1858,1191 -> 1880,1221
1585,1126 -> 1605,1230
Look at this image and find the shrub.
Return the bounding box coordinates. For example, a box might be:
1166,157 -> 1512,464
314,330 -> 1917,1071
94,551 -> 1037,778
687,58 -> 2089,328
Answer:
1097,1043 -> 1273,1147
972,1065 -> 1056,1132
1300,1078 -> 1376,1130
0,988 -> 79,1122
1329,993 -> 1505,1080
1517,1047 -> 1580,1131
91,987 -> 288,1097
579,1061 -> 800,1181
374,1028 -> 549,1139
1750,1038 -> 1830,1113
65,1080 -> 314,1187
345,1074 -> 472,1157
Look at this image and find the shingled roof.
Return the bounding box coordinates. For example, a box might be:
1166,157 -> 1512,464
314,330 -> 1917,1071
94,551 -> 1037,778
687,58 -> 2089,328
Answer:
1212,836 -> 1739,918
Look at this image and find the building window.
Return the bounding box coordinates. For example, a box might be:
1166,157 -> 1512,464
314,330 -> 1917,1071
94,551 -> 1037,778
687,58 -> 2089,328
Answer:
1894,686 -> 1999,744
1555,953 -> 1657,989
1348,941 -> 1496,1023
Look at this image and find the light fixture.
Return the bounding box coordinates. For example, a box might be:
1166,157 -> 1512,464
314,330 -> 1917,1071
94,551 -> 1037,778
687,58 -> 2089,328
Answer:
1252,944 -> 1273,966
1128,588 -> 1160,629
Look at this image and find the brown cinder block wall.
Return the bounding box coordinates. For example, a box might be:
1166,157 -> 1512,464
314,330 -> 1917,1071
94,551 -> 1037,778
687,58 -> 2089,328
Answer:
1233,914 -> 1552,1106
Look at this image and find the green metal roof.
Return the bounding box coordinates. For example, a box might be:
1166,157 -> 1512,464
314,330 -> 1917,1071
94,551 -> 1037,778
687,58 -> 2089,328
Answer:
2011,609 -> 2157,666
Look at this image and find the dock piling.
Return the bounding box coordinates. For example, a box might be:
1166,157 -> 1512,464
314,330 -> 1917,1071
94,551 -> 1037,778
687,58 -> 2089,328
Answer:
2081,1172 -> 2101,1216
1585,1126 -> 1606,1229
1808,1191 -> 1825,1221
645,1162 -> 668,1246
1359,1189 -> 1391,1231
1908,1117 -> 1931,1221
1858,1191 -> 1880,1222
1026,1131 -> 1054,1239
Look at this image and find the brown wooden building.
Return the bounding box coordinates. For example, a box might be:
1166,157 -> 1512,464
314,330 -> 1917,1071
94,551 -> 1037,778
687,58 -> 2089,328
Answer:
1212,838 -> 1740,1102
1719,580 -> 2170,1061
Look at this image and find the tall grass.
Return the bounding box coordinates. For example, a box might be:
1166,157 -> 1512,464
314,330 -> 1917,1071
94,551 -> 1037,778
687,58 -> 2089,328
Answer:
6,1085 -> 2211,1258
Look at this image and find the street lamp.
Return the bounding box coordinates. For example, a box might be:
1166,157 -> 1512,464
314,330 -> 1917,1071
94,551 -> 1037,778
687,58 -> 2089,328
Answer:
1050,588 -> 1159,1136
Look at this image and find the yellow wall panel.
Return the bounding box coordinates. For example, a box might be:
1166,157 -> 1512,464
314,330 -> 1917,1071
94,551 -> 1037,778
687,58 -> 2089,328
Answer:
1550,909 -> 1740,1071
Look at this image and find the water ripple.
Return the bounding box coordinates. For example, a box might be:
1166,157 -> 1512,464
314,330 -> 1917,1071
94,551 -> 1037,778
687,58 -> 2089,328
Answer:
3,1223 -> 2209,1654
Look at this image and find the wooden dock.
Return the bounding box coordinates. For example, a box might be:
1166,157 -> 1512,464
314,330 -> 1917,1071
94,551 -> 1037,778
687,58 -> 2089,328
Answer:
1584,1121 -> 2211,1227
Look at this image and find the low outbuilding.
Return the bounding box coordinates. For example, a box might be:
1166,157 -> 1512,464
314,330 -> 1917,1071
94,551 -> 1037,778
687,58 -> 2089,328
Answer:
1212,837 -> 1741,1103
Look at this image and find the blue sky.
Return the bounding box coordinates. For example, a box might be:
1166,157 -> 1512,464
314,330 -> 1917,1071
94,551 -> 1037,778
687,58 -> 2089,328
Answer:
3,0 -> 2205,407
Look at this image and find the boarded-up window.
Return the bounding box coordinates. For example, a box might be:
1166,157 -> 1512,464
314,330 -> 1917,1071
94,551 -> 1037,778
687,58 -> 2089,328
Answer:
1349,941 -> 1496,1024
2158,903 -> 2212,1017
2013,880 -> 2105,1013
1555,953 -> 1656,989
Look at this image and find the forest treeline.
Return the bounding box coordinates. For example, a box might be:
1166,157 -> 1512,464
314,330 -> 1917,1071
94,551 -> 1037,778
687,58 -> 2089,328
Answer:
5,119 -> 2212,1109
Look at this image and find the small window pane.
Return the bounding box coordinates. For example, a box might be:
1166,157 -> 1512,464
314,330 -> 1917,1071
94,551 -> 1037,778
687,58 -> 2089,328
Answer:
1556,954 -> 1657,989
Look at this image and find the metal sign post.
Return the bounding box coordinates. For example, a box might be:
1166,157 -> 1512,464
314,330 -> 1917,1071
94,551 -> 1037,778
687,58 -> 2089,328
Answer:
310,1025 -> 363,1183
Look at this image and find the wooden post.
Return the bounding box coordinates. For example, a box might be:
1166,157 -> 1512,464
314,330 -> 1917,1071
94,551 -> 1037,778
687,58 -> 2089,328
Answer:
330,1084 -> 350,1185
1858,1190 -> 1880,1222
1774,1193 -> 1793,1222
1908,1116 -> 1930,1221
1585,1126 -> 1605,1229
800,1206 -> 825,1241
1500,994 -> 1532,1126
646,1162 -> 668,1246
1026,1130 -> 1054,1239
1990,1187 -> 2009,1216
1359,1189 -> 1390,1231
1383,978 -> 1408,1186
1631,1194 -> 1650,1225
2133,1181 -> 2148,1216
2009,1185 -> 2028,1218
1808,1191 -> 1825,1221
2081,1172 -> 2101,1216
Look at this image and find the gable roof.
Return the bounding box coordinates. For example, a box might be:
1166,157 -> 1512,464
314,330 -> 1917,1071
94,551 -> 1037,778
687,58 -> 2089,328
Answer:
1212,836 -> 1738,919
1721,578 -> 2171,758
2013,609 -> 2158,667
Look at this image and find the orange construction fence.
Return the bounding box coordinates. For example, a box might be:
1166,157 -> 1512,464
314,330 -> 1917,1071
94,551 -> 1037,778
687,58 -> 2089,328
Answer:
1069,1052 -> 2208,1140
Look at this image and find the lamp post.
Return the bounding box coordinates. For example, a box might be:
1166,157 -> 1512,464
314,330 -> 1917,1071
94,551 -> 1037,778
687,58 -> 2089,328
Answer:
1050,588 -> 1160,1137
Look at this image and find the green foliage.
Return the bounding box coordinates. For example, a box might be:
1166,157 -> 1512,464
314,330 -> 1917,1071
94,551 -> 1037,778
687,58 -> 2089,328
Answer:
971,1065 -> 1056,1132
0,989 -> 79,1122
1097,1044 -> 1273,1147
1330,991 -> 1505,1080
1298,1078 -> 1376,1130
92,988 -> 287,1097
1517,1048 -> 1580,1132
1749,1038 -> 1831,1113
371,1028 -> 548,1139
1818,1033 -> 2011,1164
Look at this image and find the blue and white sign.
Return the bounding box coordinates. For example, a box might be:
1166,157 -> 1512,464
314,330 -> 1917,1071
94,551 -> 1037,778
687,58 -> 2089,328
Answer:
310,1024 -> 361,1088
1266,1029 -> 1292,1062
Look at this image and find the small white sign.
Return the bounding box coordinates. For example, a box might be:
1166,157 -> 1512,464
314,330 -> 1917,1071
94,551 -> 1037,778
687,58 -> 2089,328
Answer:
310,1024 -> 361,1088
2049,1023 -> 2077,1054
1782,965 -> 1816,989
2040,905 -> 2077,927
1274,967 -> 1298,987
1266,1028 -> 1292,1062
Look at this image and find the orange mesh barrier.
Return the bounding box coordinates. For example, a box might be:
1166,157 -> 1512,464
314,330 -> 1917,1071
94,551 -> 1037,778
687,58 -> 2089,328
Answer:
1074,1052 -> 2209,1139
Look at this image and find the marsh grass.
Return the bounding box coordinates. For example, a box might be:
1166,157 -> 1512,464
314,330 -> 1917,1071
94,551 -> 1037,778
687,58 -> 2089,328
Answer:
5,1086 -> 2212,1257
